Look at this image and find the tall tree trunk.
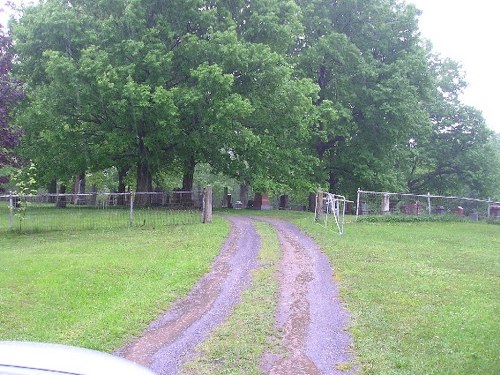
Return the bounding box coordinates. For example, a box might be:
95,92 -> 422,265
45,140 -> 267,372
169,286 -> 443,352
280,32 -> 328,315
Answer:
90,184 -> 97,206
48,179 -> 57,203
136,160 -> 153,206
239,181 -> 249,208
180,157 -> 196,207
56,184 -> 67,208
135,134 -> 152,206
73,172 -> 85,204
328,170 -> 337,194
79,172 -> 86,193
182,157 -> 196,191
308,192 -> 316,212
117,165 -> 129,206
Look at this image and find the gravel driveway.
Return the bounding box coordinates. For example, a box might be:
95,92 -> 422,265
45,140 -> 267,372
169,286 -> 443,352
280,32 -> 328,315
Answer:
116,216 -> 355,374
259,218 -> 355,375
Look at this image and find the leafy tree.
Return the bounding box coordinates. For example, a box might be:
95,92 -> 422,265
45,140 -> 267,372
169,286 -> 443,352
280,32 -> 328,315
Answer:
13,0 -> 181,196
155,1 -> 318,192
295,0 -> 433,198
12,0 -> 319,196
407,55 -> 500,198
0,24 -> 24,191
11,162 -> 37,230
197,30 -> 319,193
10,0 -> 497,201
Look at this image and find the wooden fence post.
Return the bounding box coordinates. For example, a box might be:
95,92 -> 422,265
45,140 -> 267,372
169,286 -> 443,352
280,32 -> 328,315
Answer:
202,186 -> 213,223
315,189 -> 324,223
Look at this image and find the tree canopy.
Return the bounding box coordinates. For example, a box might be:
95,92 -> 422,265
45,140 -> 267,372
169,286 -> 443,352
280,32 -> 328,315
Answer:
0,25 -> 24,190
5,0 -> 500,200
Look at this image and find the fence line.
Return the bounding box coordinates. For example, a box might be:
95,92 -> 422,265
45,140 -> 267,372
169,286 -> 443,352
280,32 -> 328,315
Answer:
356,189 -> 500,221
0,189 -> 212,232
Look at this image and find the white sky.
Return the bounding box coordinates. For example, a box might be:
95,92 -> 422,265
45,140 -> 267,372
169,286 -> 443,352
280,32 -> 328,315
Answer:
2,0 -> 499,133
410,0 -> 500,133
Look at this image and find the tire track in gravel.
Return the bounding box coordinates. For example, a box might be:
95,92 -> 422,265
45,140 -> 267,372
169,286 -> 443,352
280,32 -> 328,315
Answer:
116,216 -> 260,375
259,219 -> 355,375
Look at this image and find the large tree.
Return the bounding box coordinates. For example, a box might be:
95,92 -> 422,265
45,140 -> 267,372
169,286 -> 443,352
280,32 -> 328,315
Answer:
0,24 -> 24,190
406,55 -> 500,198
13,0 -> 180,193
12,0 -> 319,195
295,0 -> 433,197
10,0 -> 498,200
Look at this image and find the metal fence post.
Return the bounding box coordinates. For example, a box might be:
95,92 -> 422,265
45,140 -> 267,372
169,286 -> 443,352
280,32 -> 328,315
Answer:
129,192 -> 134,226
355,188 -> 361,221
8,191 -> 14,231
427,192 -> 432,215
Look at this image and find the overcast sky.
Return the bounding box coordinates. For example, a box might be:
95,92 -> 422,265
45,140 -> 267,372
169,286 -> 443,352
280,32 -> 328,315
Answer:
2,0 -> 499,133
410,0 -> 500,133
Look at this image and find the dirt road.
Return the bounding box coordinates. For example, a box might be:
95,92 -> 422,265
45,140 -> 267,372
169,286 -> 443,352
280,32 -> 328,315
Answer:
117,216 -> 355,374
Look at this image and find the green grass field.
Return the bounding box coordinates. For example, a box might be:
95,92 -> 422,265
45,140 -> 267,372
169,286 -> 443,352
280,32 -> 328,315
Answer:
291,215 -> 500,375
0,218 -> 229,351
1,209 -> 498,374
0,202 -> 201,232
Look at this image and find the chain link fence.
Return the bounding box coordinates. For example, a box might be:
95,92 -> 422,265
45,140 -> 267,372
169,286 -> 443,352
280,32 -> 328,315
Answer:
356,190 -> 500,221
0,190 -> 206,232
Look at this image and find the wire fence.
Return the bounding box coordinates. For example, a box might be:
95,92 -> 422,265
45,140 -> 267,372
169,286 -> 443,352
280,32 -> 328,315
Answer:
0,190 -> 206,232
356,190 -> 500,221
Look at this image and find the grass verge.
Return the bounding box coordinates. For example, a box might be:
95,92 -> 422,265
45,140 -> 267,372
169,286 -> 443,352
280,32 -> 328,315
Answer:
180,221 -> 281,375
289,214 -> 500,374
0,217 -> 229,352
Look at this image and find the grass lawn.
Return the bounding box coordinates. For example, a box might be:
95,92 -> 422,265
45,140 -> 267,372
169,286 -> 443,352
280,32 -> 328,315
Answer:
289,214 -> 500,375
1,207 -> 498,374
0,217 -> 229,352
0,202 -> 201,233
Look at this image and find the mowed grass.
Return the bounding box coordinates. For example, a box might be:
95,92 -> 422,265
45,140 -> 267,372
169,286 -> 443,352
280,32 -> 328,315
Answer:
0,217 -> 230,352
180,222 -> 281,375
289,214 -> 500,374
0,203 -> 201,233
1,206 -> 498,374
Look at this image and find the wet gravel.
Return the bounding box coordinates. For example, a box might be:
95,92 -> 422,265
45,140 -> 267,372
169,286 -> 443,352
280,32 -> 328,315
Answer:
259,219 -> 355,375
116,216 -> 260,374
116,215 -> 355,374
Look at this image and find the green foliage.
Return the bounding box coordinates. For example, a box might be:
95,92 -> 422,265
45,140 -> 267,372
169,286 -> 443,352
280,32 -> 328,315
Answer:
12,0 -> 318,193
293,0 -> 434,196
9,0 -> 499,198
12,162 -> 37,195
10,162 -> 37,230
193,163 -> 238,192
85,168 -> 119,192
406,55 -> 500,198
